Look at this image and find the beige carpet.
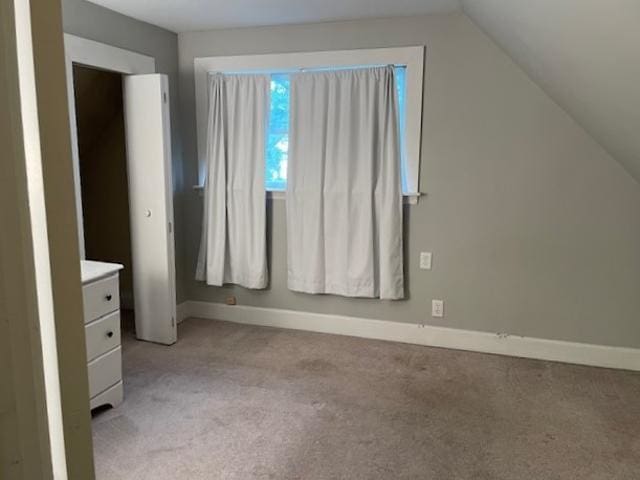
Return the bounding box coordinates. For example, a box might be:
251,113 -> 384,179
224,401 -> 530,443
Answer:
91,317 -> 640,479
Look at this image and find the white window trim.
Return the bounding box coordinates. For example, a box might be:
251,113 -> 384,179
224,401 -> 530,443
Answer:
193,185 -> 420,204
193,46 -> 424,201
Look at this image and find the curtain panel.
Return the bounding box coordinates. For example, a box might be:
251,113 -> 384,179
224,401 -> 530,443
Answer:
287,66 -> 404,299
196,73 -> 269,288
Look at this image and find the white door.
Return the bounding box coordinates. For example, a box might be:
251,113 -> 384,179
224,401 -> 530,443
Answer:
123,74 -> 177,345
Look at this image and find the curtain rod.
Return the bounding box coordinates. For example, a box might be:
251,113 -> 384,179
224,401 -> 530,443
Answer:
208,64 -> 403,77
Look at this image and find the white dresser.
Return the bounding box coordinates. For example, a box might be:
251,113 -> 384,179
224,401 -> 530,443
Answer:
81,260 -> 124,410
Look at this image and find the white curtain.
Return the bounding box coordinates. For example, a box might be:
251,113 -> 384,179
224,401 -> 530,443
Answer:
196,73 -> 269,288
287,66 -> 404,299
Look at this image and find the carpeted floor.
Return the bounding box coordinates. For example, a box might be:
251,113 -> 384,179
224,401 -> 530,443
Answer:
91,317 -> 640,479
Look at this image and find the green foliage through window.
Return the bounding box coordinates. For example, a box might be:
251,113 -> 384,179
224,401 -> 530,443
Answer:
266,74 -> 289,191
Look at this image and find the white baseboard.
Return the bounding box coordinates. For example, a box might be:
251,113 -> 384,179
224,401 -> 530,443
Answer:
177,301 -> 640,372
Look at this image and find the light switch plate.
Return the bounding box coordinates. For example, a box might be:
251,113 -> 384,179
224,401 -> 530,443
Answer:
431,299 -> 444,318
420,252 -> 432,270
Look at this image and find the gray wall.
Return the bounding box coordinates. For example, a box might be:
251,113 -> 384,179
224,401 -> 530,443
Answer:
179,13 -> 640,349
61,0 -> 187,303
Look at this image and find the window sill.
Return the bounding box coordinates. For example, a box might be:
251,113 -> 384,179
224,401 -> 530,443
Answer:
193,185 -> 422,204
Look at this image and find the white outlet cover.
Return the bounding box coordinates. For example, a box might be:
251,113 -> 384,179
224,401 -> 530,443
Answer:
420,252 -> 432,270
431,299 -> 444,318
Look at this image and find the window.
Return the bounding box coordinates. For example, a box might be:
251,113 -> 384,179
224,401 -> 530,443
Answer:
266,74 -> 290,191
195,46 -> 424,200
265,67 -> 407,193
395,66 -> 408,193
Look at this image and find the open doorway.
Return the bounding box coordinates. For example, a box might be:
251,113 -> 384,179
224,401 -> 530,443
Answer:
64,34 -> 177,349
64,36 -> 177,432
73,65 -> 136,334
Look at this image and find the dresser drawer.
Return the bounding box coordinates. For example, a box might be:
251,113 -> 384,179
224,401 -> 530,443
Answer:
87,346 -> 122,398
83,275 -> 119,323
85,311 -> 120,362
90,381 -> 123,410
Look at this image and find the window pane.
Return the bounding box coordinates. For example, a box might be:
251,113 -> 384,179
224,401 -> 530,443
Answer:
266,74 -> 290,191
394,66 -> 408,194
265,68 -> 407,193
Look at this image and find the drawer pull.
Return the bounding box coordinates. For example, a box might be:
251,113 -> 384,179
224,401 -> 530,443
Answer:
106,331 -> 114,338
105,294 -> 113,301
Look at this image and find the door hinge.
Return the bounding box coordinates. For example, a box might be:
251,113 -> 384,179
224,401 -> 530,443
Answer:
171,316 -> 175,327
168,221 -> 172,233
163,92 -> 168,103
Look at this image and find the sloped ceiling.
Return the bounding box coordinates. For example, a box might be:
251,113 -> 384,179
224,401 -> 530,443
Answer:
461,0 -> 640,182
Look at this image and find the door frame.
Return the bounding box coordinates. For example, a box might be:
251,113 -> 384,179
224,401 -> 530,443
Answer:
64,34 -> 177,344
2,0 -> 63,476
63,34 -> 155,259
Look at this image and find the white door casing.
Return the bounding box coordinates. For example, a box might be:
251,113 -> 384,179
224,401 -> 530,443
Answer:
2,0 -> 68,476
63,34 -> 155,259
64,35 -> 176,345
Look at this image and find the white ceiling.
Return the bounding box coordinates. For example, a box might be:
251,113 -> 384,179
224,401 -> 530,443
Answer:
86,0 -> 461,33
461,0 -> 640,182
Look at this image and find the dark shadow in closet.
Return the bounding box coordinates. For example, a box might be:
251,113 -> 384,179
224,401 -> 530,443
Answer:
74,64 -> 135,335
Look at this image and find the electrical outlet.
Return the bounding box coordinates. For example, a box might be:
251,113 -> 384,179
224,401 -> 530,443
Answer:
431,299 -> 444,318
420,252 -> 432,270
226,296 -> 237,306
